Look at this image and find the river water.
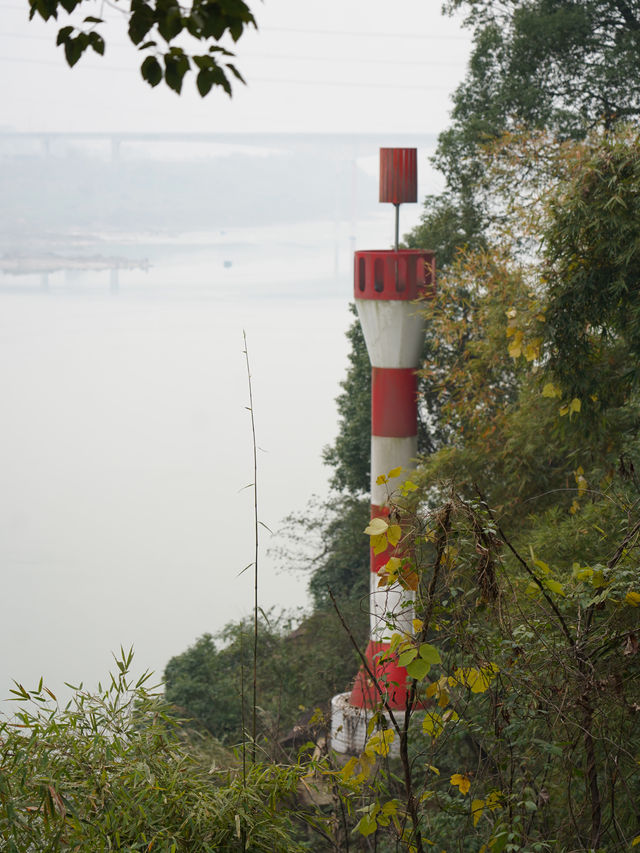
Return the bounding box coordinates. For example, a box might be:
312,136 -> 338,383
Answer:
0,214 -> 394,701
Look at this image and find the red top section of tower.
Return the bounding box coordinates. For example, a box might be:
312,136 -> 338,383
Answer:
379,148 -> 417,204
354,250 -> 436,301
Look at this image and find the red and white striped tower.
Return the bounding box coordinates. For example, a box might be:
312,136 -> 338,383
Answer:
331,148 -> 436,755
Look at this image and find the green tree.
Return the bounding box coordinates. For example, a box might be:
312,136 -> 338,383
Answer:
28,0 -> 255,95
544,126 -> 640,406
410,0 -> 640,265
322,308 -> 371,496
164,610 -> 365,746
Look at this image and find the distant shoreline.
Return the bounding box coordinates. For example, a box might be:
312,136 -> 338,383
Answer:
0,253 -> 151,275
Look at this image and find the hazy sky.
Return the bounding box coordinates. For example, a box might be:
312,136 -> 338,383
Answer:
2,0 -> 472,134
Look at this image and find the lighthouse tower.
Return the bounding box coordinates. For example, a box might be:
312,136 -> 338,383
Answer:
330,148 -> 435,755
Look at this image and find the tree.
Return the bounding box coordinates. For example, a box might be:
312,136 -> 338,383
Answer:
28,0 -> 255,95
410,0 -> 640,263
164,610 -> 366,746
544,126 -> 640,406
322,307 -> 371,496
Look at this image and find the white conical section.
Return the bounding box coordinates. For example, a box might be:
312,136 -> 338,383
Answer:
355,300 -> 425,368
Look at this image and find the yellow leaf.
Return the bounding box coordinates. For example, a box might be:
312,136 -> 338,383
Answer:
371,534 -> 388,556
426,764 -> 440,775
632,835 -> 640,846
364,517 -> 389,537
508,330 -> 523,359
367,729 -> 395,757
387,466 -> 402,479
524,338 -> 541,361
484,791 -> 502,810
438,688 -> 450,708
544,578 -> 566,597
385,556 -> 402,573
340,757 -> 358,781
625,591 -> 640,607
532,556 -> 550,575
379,556 -> 401,586
412,618 -> 424,633
450,773 -> 471,795
422,712 -> 444,738
454,664 -> 499,694
376,474 -> 388,485
569,499 -> 580,515
572,565 -> 593,582
569,397 -> 581,415
505,307 -> 517,319
401,479 -> 418,493
471,798 -> 484,827
387,524 -> 402,547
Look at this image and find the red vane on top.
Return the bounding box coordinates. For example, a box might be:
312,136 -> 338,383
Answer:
379,148 -> 417,205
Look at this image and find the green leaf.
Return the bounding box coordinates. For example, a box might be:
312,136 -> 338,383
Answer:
141,55 -> 163,87
56,25 -> 74,45
398,648 -> 418,667
89,31 -> 105,56
197,69 -> 213,96
418,643 -> 442,664
355,813 -> 378,837
158,5 -> 183,41
64,35 -> 86,67
406,657 -> 430,680
128,3 -> 154,45
164,53 -> 188,93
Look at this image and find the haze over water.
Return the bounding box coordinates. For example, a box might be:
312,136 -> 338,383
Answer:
0,137 -> 436,699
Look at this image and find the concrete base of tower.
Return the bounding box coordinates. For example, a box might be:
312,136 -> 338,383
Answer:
329,692 -> 405,757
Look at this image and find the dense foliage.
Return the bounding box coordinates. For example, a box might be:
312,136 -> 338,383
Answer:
0,650 -> 303,852
164,607 -> 366,746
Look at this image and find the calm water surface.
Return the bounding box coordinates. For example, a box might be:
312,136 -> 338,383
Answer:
0,218 -> 385,700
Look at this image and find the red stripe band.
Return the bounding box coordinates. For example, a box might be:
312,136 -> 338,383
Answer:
372,368 -> 418,436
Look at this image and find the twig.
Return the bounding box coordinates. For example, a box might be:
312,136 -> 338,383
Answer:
328,588 -> 425,853
607,514 -> 640,570
243,330 -> 259,763
327,588 -> 401,734
474,484 -> 575,649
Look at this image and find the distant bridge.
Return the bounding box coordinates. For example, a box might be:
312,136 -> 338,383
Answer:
0,130 -> 438,160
